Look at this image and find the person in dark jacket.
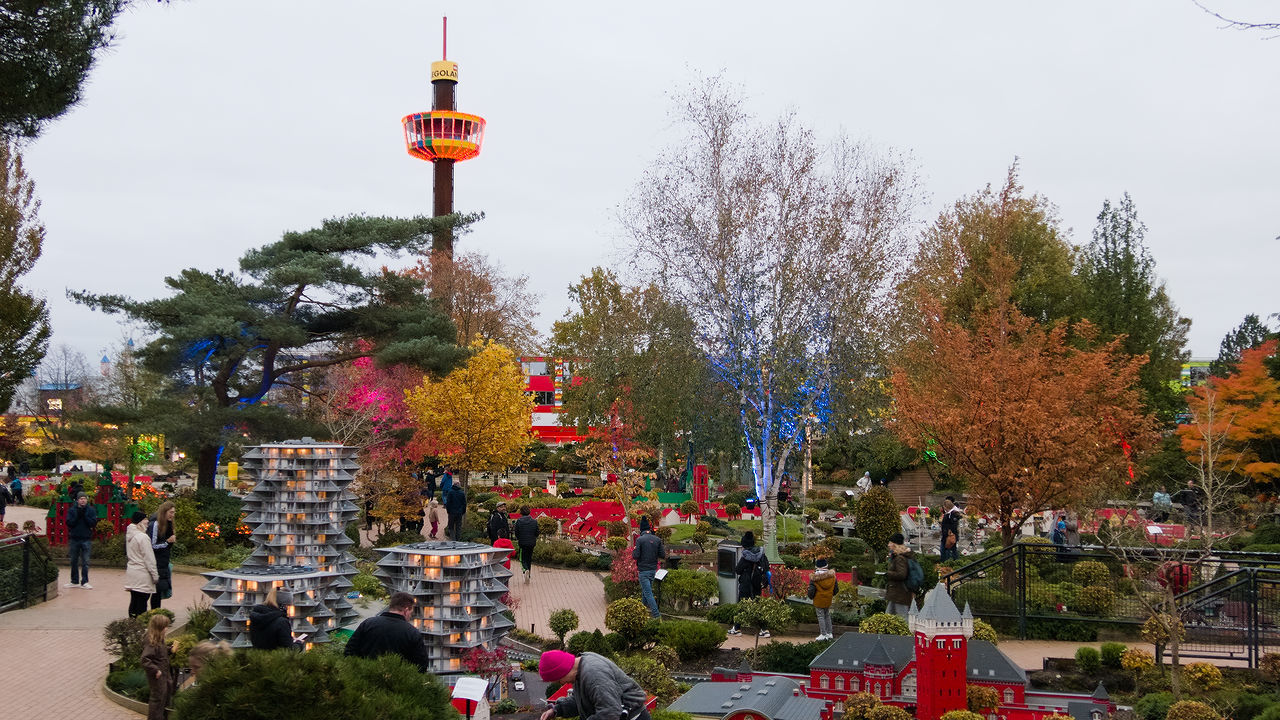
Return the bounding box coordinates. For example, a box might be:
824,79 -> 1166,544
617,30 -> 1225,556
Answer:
66,492 -> 99,588
344,592 -> 429,672
632,516 -> 665,619
538,650 -> 650,720
444,482 -> 467,541
938,496 -> 963,561
728,531 -> 769,636
513,506 -> 539,583
249,587 -> 302,651
885,532 -> 915,617
487,502 -> 510,543
424,470 -> 437,501
148,501 -> 177,609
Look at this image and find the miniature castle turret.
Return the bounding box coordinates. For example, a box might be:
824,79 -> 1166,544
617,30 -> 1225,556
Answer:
910,588 -> 972,720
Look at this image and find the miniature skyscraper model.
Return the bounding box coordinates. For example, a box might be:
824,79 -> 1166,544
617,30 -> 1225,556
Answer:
375,541 -> 515,674
402,16 -> 486,267
201,439 -> 361,647
909,587 -> 973,720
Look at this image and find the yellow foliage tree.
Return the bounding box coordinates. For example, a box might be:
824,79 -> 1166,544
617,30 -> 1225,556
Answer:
404,341 -> 534,486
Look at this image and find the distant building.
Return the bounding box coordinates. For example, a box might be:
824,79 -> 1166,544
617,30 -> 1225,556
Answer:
36,382 -> 85,415
520,357 -> 588,444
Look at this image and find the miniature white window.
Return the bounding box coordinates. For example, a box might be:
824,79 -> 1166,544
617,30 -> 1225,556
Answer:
953,639 -> 962,649
1003,689 -> 1014,704
874,682 -> 881,696
832,676 -> 842,690
936,639 -> 944,648
852,677 -> 860,691
820,675 -> 829,689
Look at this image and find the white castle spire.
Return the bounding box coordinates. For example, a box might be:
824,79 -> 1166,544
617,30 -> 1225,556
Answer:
910,586 -> 974,639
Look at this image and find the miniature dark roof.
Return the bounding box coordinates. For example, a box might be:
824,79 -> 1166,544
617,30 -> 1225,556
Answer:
811,633 -> 1026,685
865,637 -> 894,666
1092,681 -> 1109,700
666,675 -> 800,719
916,585 -> 964,623
774,695 -> 829,720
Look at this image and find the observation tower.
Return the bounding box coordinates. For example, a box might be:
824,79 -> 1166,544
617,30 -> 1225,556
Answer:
402,17 -> 486,261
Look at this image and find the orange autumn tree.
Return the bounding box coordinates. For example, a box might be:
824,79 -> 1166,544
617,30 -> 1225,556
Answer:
890,292 -> 1155,551
1179,339 -> 1280,488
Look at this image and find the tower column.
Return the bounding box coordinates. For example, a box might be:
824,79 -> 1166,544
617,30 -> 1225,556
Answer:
430,59 -> 459,261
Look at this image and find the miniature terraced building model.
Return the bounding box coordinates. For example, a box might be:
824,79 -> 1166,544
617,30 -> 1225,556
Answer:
201,439 -> 361,647
375,541 -> 515,673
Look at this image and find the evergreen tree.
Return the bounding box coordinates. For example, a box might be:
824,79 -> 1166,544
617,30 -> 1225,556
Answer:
1077,193 -> 1190,424
1210,313 -> 1272,378
0,137 -> 51,412
72,214 -> 469,488
0,1 -> 129,137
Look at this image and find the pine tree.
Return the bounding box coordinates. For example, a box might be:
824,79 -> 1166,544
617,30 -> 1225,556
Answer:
0,137 -> 51,411
1077,193 -> 1190,424
1210,313 -> 1273,378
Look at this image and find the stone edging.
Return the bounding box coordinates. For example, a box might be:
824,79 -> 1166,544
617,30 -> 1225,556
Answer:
102,679 -> 147,716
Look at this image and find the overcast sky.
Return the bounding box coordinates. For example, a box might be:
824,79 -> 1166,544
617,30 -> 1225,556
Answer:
19,1 -> 1280,366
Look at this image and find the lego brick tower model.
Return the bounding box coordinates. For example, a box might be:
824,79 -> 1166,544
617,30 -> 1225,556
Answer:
201,439 -> 361,647
910,587 -> 973,720
692,464 -> 710,513
375,541 -> 515,674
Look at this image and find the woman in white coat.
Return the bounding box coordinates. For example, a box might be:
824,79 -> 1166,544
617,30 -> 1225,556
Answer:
125,511 -> 159,617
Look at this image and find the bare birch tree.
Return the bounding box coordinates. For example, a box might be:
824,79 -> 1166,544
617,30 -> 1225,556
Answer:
623,76 -> 921,556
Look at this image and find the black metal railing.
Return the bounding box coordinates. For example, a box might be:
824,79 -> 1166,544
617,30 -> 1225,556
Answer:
940,542 -> 1280,667
0,533 -> 57,611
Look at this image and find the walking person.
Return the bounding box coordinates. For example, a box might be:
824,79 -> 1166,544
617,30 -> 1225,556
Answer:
513,506 -> 539,583
148,501 -> 177,610
632,516 -> 665,619
444,481 -> 467,541
939,496 -> 963,561
249,587 -> 303,651
426,499 -> 446,539
424,470 -> 437,502
125,511 -> 159,617
0,480 -> 8,523
65,492 -> 99,589
1151,485 -> 1173,523
9,474 -> 21,505
140,613 -> 175,720
884,533 -> 916,618
344,592 -> 430,672
728,531 -> 769,636
1177,480 -> 1203,527
537,649 -> 650,720
487,501 -> 510,544
807,558 -> 837,640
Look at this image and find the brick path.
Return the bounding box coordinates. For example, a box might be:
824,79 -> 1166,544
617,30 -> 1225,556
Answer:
0,504 -> 209,718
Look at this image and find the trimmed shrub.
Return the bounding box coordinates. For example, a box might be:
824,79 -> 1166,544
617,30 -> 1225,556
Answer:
653,620 -> 727,660
749,639 -> 833,674
1099,641 -> 1126,668
174,648 -> 456,720
1141,613 -> 1185,646
1262,652 -> 1280,685
972,619 -> 998,645
859,612 -> 909,636
842,692 -> 880,720
1183,662 -> 1223,692
1120,648 -> 1155,674
707,602 -> 737,624
1074,646 -> 1101,675
1234,693 -> 1276,720
1073,586 -> 1115,616
967,684 -> 999,711
1071,560 -> 1110,588
1133,691 -> 1175,720
954,582 -> 1015,613
938,711 -> 984,720
549,609 -> 579,648
605,598 -> 650,644
868,706 -> 914,720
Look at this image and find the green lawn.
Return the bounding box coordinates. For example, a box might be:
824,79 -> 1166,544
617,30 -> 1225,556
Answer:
664,517 -> 804,545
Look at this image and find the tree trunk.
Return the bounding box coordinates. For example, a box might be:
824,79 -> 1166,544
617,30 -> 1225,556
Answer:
762,484 -> 780,561
196,445 -> 219,490
1001,524 -> 1019,594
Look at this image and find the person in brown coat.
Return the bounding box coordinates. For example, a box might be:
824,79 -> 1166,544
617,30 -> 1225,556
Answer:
884,532 -> 915,618
807,558 -> 837,641
140,613 -> 175,720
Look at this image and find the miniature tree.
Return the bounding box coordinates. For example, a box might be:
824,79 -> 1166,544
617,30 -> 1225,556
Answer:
967,685 -> 999,713
549,609 -> 580,649
604,597 -> 650,647
731,597 -> 794,648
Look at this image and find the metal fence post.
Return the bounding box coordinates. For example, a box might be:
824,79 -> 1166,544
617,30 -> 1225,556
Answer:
1249,568 -> 1260,668
1017,543 -> 1027,639
20,536 -> 31,608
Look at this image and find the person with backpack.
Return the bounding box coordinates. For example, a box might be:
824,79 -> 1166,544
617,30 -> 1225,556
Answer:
728,531 -> 770,636
513,506 -> 540,583
632,516 -> 665,619
938,497 -> 963,561
487,501 -> 510,543
885,532 -> 920,618
807,558 -> 837,641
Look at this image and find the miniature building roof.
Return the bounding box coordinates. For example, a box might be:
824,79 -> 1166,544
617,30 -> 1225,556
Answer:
774,696 -> 829,720
666,675 -> 799,719
810,633 -> 1025,685
1092,681 -> 1109,700
865,637 -> 894,667
917,585 -> 964,624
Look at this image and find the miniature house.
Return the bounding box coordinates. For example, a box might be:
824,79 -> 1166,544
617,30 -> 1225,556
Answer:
202,439 -> 361,646
374,540 -> 515,674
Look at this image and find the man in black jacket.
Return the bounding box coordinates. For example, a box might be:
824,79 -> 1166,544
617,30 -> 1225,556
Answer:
66,493 -> 99,589
513,506 -> 540,584
632,516 -> 665,619
344,592 -> 429,672
487,502 -> 510,543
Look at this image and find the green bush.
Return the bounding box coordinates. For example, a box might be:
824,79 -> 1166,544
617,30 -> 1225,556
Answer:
707,603 -> 737,624
106,668 -> 149,701
972,619 -> 998,645
1099,641 -> 1127,668
1071,560 -> 1110,588
206,545 -> 254,571
1074,646 -> 1101,674
954,583 -> 1015,613
859,613 -> 909,636
350,563 -> 388,600
749,639 -> 833,673
1164,700 -> 1223,720
549,609 -> 580,647
174,649 -> 456,720
605,598 -> 651,644
1242,695 -> 1279,720
566,629 -> 613,657
852,487 -> 900,557
493,698 -> 517,714
184,599 -> 219,641
1073,586 -> 1115,616
1133,691 -> 1174,720
654,620 -> 727,660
